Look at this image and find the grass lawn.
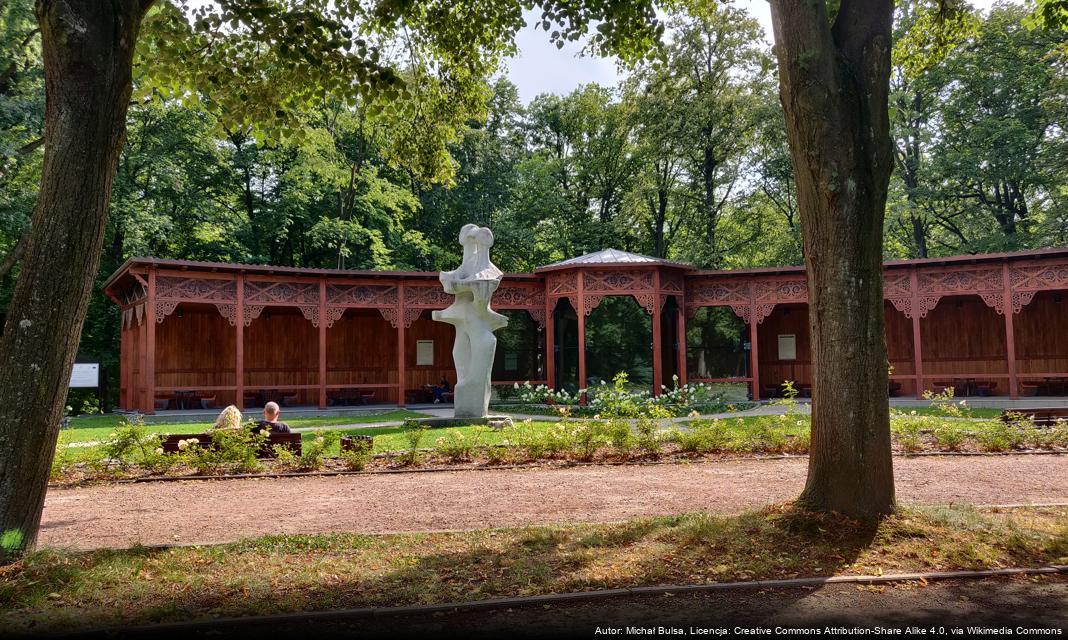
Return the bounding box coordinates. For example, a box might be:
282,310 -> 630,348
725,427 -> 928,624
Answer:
1,504 -> 1064,633
61,410 -> 431,445
894,406 -> 1003,419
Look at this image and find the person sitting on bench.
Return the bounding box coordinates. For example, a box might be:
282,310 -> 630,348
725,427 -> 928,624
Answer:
252,401 -> 291,434
432,378 -> 451,404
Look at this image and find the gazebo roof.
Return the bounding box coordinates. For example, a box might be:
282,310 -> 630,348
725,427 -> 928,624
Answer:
536,249 -> 694,272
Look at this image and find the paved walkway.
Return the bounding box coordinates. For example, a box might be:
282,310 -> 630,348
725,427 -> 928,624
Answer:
39,454 -> 1068,550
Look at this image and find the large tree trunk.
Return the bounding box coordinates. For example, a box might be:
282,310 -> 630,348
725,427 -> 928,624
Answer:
0,0 -> 147,559
769,0 -> 896,518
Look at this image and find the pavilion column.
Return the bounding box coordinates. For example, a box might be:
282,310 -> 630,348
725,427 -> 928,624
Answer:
235,275 -> 245,410
748,312 -> 760,402
577,277 -> 587,397
910,269 -> 925,399
1003,263 -> 1019,399
651,273 -> 664,396
144,269 -> 157,414
545,298 -> 555,388
137,300 -> 149,413
397,283 -> 407,408
318,279 -> 327,409
675,299 -> 687,387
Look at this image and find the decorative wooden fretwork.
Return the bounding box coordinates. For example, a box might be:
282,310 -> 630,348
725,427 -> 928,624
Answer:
155,300 -> 180,323
404,285 -> 453,308
244,280 -> 319,305
493,285 -> 545,309
526,308 -> 547,329
582,270 -> 655,293
377,307 -> 423,329
660,271 -> 684,293
156,276 -> 236,301
1011,264 -> 1068,289
324,307 -> 346,328
327,284 -> 398,307
547,271 -> 578,296
214,303 -> 237,326
753,279 -> 808,304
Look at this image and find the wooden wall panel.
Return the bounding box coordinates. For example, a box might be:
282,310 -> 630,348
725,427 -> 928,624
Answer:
404,314 -> 456,391
244,309 -> 318,405
155,306 -> 235,389
1014,291 -> 1068,376
920,296 -> 1007,381
757,303 -> 811,391
326,309 -> 398,403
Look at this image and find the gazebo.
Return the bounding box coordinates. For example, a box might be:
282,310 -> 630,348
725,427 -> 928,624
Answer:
104,247 -> 1068,413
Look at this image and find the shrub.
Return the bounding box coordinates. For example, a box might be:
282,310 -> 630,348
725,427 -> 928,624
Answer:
400,422 -> 429,465
485,444 -> 509,464
340,447 -> 372,471
434,430 -> 476,462
743,416 -> 788,453
298,430 -> 341,470
892,415 -> 927,453
933,424 -> 967,451
604,419 -> 633,457
101,417 -> 161,470
568,419 -> 605,460
635,415 -> 663,457
975,420 -> 1024,452
512,419 -> 547,460
674,419 -> 730,454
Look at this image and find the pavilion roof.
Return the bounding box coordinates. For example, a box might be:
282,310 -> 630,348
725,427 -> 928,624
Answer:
536,249 -> 694,272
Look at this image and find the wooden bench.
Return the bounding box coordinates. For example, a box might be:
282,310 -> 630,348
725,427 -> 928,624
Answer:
1000,407 -> 1068,427
160,431 -> 302,457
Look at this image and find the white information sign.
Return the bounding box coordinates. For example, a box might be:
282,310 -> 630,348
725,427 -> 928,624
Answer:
70,363 -> 99,388
777,334 -> 797,361
416,340 -> 434,366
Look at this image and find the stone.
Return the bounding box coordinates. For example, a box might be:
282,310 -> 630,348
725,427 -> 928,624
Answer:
432,224 -> 508,419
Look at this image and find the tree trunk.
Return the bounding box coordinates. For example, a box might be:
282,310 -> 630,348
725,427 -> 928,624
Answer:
0,0 -> 147,559
769,0 -> 896,518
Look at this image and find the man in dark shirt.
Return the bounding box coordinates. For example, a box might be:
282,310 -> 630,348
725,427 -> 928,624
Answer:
253,401 -> 292,434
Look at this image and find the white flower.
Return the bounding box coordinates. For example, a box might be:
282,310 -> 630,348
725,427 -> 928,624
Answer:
514,382 -> 520,389
688,410 -> 700,419
155,447 -> 164,455
177,440 -> 189,451
315,436 -> 325,444
188,438 -> 199,445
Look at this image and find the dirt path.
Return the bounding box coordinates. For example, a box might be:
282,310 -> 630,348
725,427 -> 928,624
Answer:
40,454 -> 1068,551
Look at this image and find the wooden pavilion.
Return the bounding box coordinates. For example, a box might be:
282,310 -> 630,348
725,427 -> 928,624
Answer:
104,247 -> 1068,413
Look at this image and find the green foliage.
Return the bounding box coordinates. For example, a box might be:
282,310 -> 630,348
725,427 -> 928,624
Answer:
100,417 -> 161,471
400,421 -> 429,465
340,446 -> 372,471
433,429 -> 478,463
298,430 -> 342,471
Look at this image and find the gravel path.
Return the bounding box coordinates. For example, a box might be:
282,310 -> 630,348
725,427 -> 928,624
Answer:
40,454 -> 1068,551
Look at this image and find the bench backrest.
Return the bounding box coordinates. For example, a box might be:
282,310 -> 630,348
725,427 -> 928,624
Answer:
160,431 -> 302,456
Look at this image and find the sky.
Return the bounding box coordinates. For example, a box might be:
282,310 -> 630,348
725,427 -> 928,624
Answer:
504,0 -> 1010,104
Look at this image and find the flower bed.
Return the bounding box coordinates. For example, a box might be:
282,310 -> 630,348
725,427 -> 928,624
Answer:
48,410 -> 1068,486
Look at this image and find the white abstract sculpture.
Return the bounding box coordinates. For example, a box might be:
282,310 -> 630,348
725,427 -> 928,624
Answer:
432,224 -> 508,418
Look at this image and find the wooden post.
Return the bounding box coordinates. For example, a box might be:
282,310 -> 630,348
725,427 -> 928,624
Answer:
910,269 -> 925,399
397,282 -> 406,408
675,299 -> 687,386
577,275 -> 587,397
318,279 -> 327,409
144,269 -> 157,414
235,274 -> 245,410
749,313 -> 760,402
138,301 -> 148,412
545,297 -> 555,389
1003,263 -> 1019,399
651,272 -> 663,396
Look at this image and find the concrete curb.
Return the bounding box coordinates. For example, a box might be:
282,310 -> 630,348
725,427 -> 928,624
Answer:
70,565 -> 1068,636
